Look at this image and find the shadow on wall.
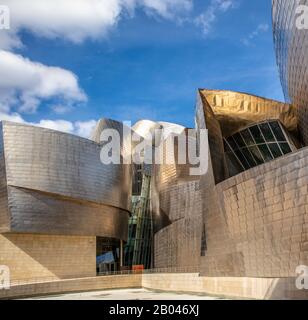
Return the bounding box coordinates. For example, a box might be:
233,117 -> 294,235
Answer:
265,278 -> 308,300
0,233 -> 96,281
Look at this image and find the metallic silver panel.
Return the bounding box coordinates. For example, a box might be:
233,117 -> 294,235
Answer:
196,90 -> 308,277
153,180 -> 202,268
8,186 -> 128,239
273,0 -> 308,144
0,121 -> 130,240
200,146 -> 308,277
0,123 -> 9,233
151,126 -> 202,268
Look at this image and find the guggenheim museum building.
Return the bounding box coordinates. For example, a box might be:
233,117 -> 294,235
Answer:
0,0 -> 308,298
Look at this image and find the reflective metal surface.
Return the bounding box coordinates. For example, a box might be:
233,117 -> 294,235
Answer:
132,120 -> 162,142
199,145 -> 308,277
196,89 -> 308,277
130,119 -> 202,268
273,0 -> 308,144
0,121 -> 130,240
200,89 -> 298,139
151,128 -> 202,268
198,89 -> 299,182
224,120 -> 295,175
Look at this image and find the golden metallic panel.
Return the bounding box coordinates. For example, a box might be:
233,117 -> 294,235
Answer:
199,89 -> 298,138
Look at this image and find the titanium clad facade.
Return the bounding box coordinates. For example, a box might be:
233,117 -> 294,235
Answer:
129,119 -> 202,269
224,120 -> 296,173
200,89 -> 298,139
0,123 -> 9,233
0,121 -> 130,240
152,130 -> 202,268
273,0 -> 308,144
196,90 -> 308,277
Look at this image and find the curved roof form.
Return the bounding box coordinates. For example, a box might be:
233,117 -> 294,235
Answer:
199,89 -> 298,138
132,120 -> 162,144
132,119 -> 186,145
158,121 -> 186,139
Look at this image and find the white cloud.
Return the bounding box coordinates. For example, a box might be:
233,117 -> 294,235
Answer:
75,120 -> 97,137
37,119 -> 75,133
1,0 -> 122,47
0,111 -> 97,138
0,50 -> 86,113
0,0 -> 193,49
0,0 -> 192,138
194,0 -> 237,35
0,112 -> 25,124
0,32 -> 23,51
141,0 -> 193,20
241,23 -> 269,46
51,104 -> 74,115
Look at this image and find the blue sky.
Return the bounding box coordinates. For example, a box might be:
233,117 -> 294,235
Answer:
0,0 -> 284,136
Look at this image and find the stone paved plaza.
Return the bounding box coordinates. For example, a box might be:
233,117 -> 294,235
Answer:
22,288 -> 228,300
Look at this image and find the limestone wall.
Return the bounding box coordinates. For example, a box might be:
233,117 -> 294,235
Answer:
142,273 -> 308,300
0,233 -> 96,281
0,274 -> 142,299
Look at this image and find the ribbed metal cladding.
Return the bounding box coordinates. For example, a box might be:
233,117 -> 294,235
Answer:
0,121 -> 131,240
272,0 -> 308,144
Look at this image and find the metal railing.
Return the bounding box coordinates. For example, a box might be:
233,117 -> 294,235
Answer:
97,266 -> 200,277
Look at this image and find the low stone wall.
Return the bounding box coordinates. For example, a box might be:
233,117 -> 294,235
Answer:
0,234 -> 96,281
0,274 -> 142,299
1,273 -> 308,299
142,273 -> 308,300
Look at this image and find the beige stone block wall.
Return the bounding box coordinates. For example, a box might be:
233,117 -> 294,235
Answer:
0,274 -> 142,299
142,273 -> 308,300
1,273 -> 308,299
0,233 -> 96,281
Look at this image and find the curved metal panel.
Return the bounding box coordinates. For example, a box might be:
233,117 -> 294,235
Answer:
1,121 -> 130,240
200,146 -> 308,277
200,89 -> 298,138
132,120 -> 161,141
0,123 -> 9,233
272,0 -> 308,144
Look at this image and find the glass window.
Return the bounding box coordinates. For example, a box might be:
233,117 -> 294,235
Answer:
258,144 -> 273,162
268,143 -> 283,158
227,136 -> 237,150
269,121 -> 286,142
234,150 -> 250,170
233,133 -> 245,148
241,129 -> 255,146
224,120 -> 295,175
223,140 -> 231,152
249,146 -> 264,165
226,152 -> 245,172
241,148 -> 256,167
260,123 -> 275,142
249,125 -> 265,144
279,142 -> 292,154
